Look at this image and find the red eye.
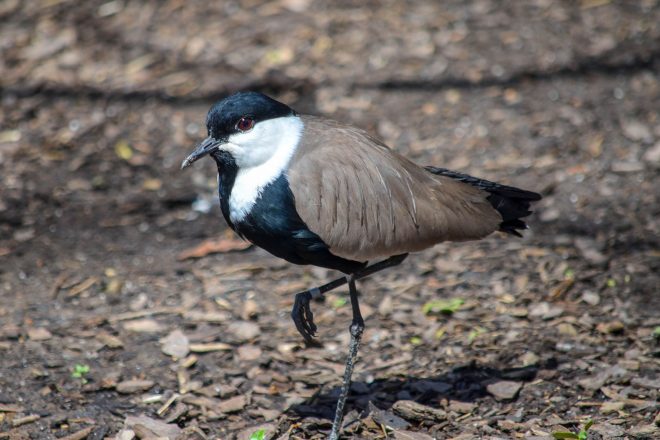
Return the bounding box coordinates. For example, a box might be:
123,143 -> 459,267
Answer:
236,117 -> 254,132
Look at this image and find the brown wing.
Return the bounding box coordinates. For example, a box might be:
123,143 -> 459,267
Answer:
287,115 -> 502,261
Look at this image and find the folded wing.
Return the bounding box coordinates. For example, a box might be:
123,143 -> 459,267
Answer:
287,116 -> 502,261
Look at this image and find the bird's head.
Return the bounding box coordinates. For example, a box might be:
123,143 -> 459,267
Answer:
181,91 -> 299,170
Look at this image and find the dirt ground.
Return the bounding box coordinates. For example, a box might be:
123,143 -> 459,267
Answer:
1,1 -> 659,439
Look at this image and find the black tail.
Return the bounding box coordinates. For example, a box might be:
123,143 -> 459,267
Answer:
425,166 -> 542,237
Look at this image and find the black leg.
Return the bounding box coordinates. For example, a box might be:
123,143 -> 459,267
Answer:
329,275 -> 364,440
289,254 -> 407,341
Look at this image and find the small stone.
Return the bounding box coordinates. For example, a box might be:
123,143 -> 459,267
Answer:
369,402 -> 410,430
27,327 -> 52,341
241,299 -> 259,320
218,395 -> 247,413
116,379 -> 155,394
596,320 -> 625,334
520,351 -> 540,366
227,321 -> 260,342
581,291 -> 600,306
486,380 -> 523,401
237,345 -> 262,361
378,295 -> 393,316
643,142 -> 660,164
116,429 -> 135,440
622,120 -> 652,143
529,302 -> 563,320
557,323 -> 578,336
160,329 -> 190,359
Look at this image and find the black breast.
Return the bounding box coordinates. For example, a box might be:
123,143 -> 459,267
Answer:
211,151 -> 365,274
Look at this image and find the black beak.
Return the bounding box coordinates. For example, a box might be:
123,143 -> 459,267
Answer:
181,137 -> 223,169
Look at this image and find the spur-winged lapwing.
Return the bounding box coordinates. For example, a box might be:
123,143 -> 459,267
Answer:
182,91 -> 542,439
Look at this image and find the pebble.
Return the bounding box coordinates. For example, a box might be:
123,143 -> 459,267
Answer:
27,327 -> 52,341
160,329 -> 190,359
621,120 -> 652,143
643,141 -> 660,164
227,321 -> 260,342
529,302 -> 563,320
486,380 -> 523,401
237,345 -> 262,361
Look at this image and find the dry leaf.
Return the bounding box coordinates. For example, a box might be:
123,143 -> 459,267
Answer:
177,236 -> 252,260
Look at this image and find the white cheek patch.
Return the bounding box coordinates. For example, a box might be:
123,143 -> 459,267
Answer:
228,116 -> 303,223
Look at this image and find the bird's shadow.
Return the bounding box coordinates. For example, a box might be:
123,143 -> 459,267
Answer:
290,359 -> 556,421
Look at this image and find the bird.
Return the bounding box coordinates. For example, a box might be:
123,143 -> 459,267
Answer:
181,91 -> 542,439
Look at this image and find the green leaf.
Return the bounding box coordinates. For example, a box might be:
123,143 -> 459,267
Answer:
653,326 -> 660,339
114,140 -> 133,161
552,432 -> 578,439
71,364 -> 90,378
249,429 -> 266,440
422,298 -> 464,315
410,336 -> 422,346
332,297 -> 347,309
583,419 -> 594,431
467,326 -> 486,344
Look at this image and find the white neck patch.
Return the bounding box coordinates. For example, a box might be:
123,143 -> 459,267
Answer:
227,115 -> 303,223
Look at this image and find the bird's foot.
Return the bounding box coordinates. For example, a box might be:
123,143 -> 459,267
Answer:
291,288 -> 321,342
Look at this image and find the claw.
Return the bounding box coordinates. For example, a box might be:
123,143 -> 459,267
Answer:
292,291 -> 317,342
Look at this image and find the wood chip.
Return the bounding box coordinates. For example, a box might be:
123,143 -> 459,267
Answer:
392,400 -> 447,422
116,379 -> 155,394
12,414 -> 40,427
66,276 -> 98,297
218,395 -> 247,413
122,319 -> 165,333
96,331 -> 124,348
189,342 -> 232,352
58,426 -> 95,440
124,415 -> 182,439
